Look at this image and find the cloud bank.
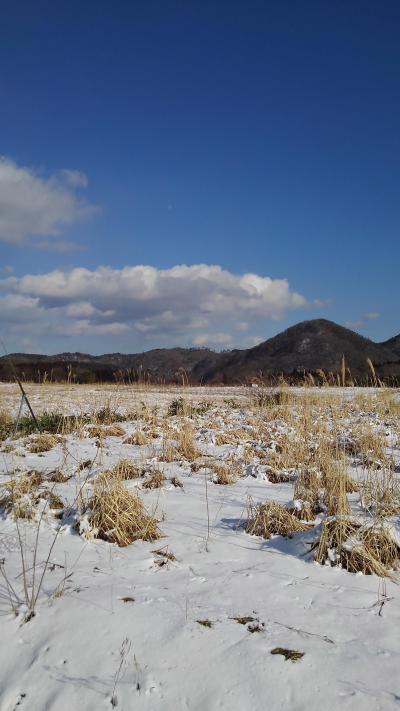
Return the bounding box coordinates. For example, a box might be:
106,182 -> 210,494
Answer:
0,264 -> 312,351
0,157 -> 97,247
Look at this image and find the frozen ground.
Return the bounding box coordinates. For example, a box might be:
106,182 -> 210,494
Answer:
0,385 -> 400,710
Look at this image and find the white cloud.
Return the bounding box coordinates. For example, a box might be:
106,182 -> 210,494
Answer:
0,263 -> 313,350
0,157 -> 98,246
365,311 -> 380,320
192,332 -> 233,347
345,320 -> 364,330
58,169 -> 88,188
345,312 -> 380,332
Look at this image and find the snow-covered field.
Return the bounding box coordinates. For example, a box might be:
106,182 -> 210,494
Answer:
1,384 -> 400,710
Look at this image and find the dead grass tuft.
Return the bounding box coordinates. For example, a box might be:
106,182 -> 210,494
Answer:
47,469 -> 70,483
361,471 -> 400,516
87,476 -> 160,546
124,431 -> 149,446
287,499 -> 315,522
142,469 -> 166,489
28,434 -> 58,453
315,517 -> 400,577
211,464 -> 238,485
266,468 -> 297,484
88,424 -> 125,438
175,423 -> 199,461
158,442 -> 178,462
0,471 -> 63,520
246,499 -> 310,539
271,647 -> 304,662
112,459 -> 142,480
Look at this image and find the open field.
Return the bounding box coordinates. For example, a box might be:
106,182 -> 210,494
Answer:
1,384 -> 400,710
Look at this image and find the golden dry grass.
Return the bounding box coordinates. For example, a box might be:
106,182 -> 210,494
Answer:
87,476 -> 160,546
112,459 -> 142,480
287,500 -> 315,522
87,424 -> 126,438
361,470 -> 400,516
211,464 -> 238,485
175,423 -> 199,461
0,470 -> 63,520
28,434 -> 58,453
246,499 -> 310,539
315,518 -> 400,577
124,431 -> 150,445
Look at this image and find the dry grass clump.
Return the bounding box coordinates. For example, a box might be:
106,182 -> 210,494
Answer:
0,475 -> 38,519
0,471 -> 63,520
0,410 -> 14,441
158,442 -> 178,462
211,464 -> 238,485
293,467 -> 323,515
349,424 -> 388,466
246,499 -> 310,539
86,476 -> 160,546
112,459 -> 142,480
88,424 -> 125,438
168,398 -> 191,416
1,471 -> 43,503
175,423 -> 199,461
361,471 -> 400,516
124,431 -> 150,446
315,517 -> 400,577
266,468 -> 297,484
142,469 -> 165,489
267,434 -> 308,471
48,469 -> 71,483
287,499 -> 315,522
28,433 -> 58,453
321,461 -> 355,517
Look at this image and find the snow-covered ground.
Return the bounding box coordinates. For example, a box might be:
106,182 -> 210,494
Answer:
1,385 -> 400,710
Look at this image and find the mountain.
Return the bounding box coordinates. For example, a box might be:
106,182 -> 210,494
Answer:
381,333 -> 400,358
1,319 -> 400,384
201,319 -> 400,383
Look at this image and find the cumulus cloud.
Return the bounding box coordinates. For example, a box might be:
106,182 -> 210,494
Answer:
0,263 -> 313,350
0,157 -> 98,246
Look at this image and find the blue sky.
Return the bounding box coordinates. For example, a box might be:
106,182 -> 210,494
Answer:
0,0 -> 399,354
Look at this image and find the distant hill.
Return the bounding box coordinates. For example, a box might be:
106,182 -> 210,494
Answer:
1,319 -> 400,385
381,333 -> 400,358
201,319 -> 400,383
